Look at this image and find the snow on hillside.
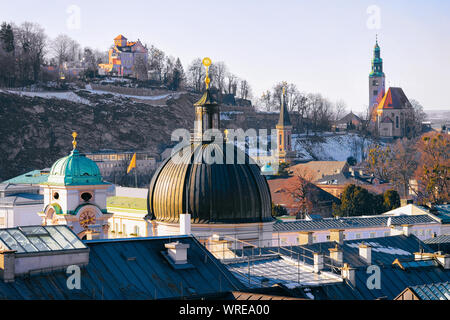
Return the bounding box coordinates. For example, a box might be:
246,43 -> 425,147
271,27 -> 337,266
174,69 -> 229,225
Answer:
2,89 -> 92,105
231,132 -> 372,163
293,133 -> 372,162
84,84 -> 184,101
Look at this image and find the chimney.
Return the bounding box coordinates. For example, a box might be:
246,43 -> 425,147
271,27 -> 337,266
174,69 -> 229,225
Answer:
298,231 -> 314,245
330,229 -> 344,244
359,243 -> 372,264
329,245 -> 343,265
401,224 -> 411,236
400,199 -> 413,207
0,250 -> 16,282
313,252 -> 324,273
165,241 -> 190,264
414,250 -> 433,261
179,213 -> 191,235
341,263 -> 355,286
435,253 -> 450,269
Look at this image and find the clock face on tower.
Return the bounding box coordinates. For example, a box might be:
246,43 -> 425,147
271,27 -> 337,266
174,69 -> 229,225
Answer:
79,208 -> 96,229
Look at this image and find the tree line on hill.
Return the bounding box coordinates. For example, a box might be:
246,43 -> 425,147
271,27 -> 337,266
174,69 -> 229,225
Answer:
0,22 -> 107,87
0,20 -> 253,100
365,132 -> 449,205
255,81 -> 350,132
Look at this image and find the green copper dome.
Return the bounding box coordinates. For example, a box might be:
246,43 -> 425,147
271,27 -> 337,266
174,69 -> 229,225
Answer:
45,149 -> 104,186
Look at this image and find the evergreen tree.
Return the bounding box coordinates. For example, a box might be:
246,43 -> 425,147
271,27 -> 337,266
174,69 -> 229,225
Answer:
170,57 -> 185,90
272,202 -> 288,217
383,189 -> 400,211
333,184 -> 374,217
0,23 -> 15,52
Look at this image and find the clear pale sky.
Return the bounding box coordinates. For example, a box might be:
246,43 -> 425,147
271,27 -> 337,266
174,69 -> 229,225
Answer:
2,0 -> 450,112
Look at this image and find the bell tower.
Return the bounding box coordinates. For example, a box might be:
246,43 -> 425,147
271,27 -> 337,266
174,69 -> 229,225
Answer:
369,35 -> 386,120
39,132 -> 112,240
276,87 -> 295,164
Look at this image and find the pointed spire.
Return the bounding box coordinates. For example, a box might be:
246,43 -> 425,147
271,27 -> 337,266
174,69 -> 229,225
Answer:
277,86 -> 291,127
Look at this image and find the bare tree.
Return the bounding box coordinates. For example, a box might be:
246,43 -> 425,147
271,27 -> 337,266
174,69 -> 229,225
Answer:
288,169 -> 316,218
148,45 -> 165,82
408,99 -> 427,138
50,34 -> 73,67
14,22 -> 47,83
225,72 -> 238,95
258,90 -> 272,112
334,100 -> 347,122
390,138 -> 419,197
238,79 -> 251,100
210,61 -> 227,93
134,55 -> 149,80
187,58 -> 204,92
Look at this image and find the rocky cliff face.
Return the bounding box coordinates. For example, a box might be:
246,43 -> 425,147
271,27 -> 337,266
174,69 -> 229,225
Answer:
0,90 -> 197,181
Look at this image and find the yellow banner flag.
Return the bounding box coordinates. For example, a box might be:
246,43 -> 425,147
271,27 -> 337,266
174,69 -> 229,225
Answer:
127,153 -> 136,174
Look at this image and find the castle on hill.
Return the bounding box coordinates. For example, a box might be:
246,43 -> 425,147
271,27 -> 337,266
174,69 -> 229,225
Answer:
98,34 -> 148,78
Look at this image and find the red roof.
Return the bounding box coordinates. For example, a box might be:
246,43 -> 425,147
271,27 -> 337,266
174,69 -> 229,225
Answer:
268,176 -> 339,218
114,34 -> 127,40
377,87 -> 411,110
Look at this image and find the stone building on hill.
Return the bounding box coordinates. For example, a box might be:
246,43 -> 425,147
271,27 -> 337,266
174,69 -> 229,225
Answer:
98,34 -> 148,78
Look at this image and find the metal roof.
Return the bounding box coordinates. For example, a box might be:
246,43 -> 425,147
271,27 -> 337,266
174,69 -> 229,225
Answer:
350,266 -> 450,300
2,169 -> 50,185
433,205 -> 450,224
225,256 -> 342,289
409,282 -> 450,300
0,193 -> 43,205
297,267 -> 450,300
423,235 -> 450,254
424,235 -> 450,245
0,225 -> 86,253
227,235 -> 450,300
273,214 -> 436,232
233,235 -> 433,269
0,235 -> 244,299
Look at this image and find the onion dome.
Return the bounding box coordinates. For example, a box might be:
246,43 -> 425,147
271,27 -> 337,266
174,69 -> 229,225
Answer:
44,132 -> 104,186
148,142 -> 273,224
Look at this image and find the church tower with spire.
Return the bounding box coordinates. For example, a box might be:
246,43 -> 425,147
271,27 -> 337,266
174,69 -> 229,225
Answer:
276,87 -> 295,164
369,35 -> 386,119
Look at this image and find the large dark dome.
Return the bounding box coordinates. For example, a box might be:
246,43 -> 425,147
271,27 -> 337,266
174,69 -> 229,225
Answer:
147,142 -> 273,224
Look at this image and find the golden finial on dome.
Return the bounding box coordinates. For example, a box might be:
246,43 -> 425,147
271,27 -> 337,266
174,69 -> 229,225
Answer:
202,57 -> 212,89
72,131 -> 78,149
